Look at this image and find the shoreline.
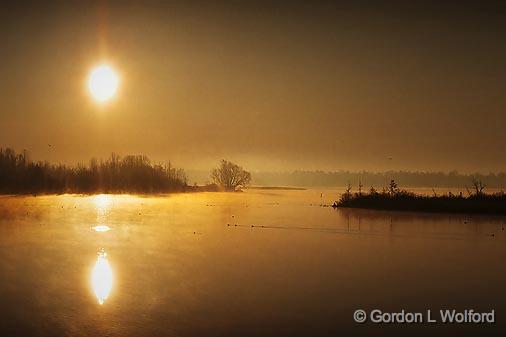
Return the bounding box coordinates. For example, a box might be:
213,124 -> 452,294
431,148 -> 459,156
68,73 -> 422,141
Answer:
0,185 -> 311,196
333,192 -> 506,215
245,186 -> 307,191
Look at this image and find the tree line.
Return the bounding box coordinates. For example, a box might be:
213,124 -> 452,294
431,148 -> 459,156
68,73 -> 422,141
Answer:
0,148 -> 187,194
252,170 -> 506,188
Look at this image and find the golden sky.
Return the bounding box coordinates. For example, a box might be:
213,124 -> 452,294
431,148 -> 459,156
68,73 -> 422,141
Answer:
1,1 -> 505,172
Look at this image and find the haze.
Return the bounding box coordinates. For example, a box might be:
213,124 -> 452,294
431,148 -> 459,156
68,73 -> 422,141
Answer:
1,1 -> 505,173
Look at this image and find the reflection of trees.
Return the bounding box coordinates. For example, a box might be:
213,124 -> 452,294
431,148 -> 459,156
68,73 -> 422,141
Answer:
337,207 -> 505,226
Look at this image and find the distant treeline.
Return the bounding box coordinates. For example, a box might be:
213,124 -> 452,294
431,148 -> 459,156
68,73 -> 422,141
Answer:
252,170 -> 506,189
0,148 -> 187,194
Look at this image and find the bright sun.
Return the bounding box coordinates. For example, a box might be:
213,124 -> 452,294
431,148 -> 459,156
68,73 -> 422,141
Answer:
88,65 -> 119,103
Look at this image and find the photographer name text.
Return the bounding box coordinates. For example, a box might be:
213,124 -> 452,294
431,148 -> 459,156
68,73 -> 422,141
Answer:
353,309 -> 495,324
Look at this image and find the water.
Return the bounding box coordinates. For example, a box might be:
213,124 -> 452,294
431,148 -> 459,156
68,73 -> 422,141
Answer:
0,189 -> 505,336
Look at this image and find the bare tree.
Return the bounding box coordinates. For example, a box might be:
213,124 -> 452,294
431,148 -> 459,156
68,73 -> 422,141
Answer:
340,182 -> 353,201
358,180 -> 363,195
388,179 -> 399,196
471,177 -> 486,196
211,160 -> 251,191
345,182 -> 352,194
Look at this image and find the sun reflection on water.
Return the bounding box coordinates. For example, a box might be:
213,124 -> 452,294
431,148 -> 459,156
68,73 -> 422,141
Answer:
91,249 -> 113,305
93,194 -> 111,208
93,194 -> 112,232
93,194 -> 112,212
92,225 -> 111,232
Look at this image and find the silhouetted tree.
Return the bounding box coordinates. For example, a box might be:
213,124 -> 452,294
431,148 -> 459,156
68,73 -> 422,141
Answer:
211,160 -> 251,191
0,148 -> 187,194
471,177 -> 486,196
339,182 -> 353,202
388,179 -> 399,196
358,180 -> 363,195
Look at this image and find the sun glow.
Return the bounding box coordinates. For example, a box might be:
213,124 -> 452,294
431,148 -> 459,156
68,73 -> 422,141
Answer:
93,194 -> 112,210
91,249 -> 113,305
88,65 -> 119,102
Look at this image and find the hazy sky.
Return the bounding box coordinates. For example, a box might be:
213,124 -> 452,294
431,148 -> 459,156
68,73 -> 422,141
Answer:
1,1 -> 505,172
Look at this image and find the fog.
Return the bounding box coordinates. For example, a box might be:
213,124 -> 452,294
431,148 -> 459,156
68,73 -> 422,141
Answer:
1,1 -> 505,173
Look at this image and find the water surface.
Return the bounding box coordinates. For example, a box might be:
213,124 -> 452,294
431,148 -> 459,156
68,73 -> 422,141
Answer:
0,189 -> 505,336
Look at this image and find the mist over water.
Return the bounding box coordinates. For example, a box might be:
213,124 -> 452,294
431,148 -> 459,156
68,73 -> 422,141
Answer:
1,2 -> 505,336
0,190 -> 504,336
1,1 -> 506,172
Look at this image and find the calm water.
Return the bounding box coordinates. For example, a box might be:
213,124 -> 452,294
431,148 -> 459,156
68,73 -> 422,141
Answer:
0,189 -> 505,336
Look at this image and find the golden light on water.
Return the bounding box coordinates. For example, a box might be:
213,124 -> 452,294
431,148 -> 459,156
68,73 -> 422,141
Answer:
88,65 -> 119,102
91,249 -> 113,305
93,194 -> 112,210
92,225 -> 111,232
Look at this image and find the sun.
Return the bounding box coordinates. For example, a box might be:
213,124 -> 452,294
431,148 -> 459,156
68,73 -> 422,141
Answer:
88,65 -> 119,103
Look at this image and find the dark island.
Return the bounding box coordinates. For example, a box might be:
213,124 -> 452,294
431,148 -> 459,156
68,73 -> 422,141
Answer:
333,179 -> 506,215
